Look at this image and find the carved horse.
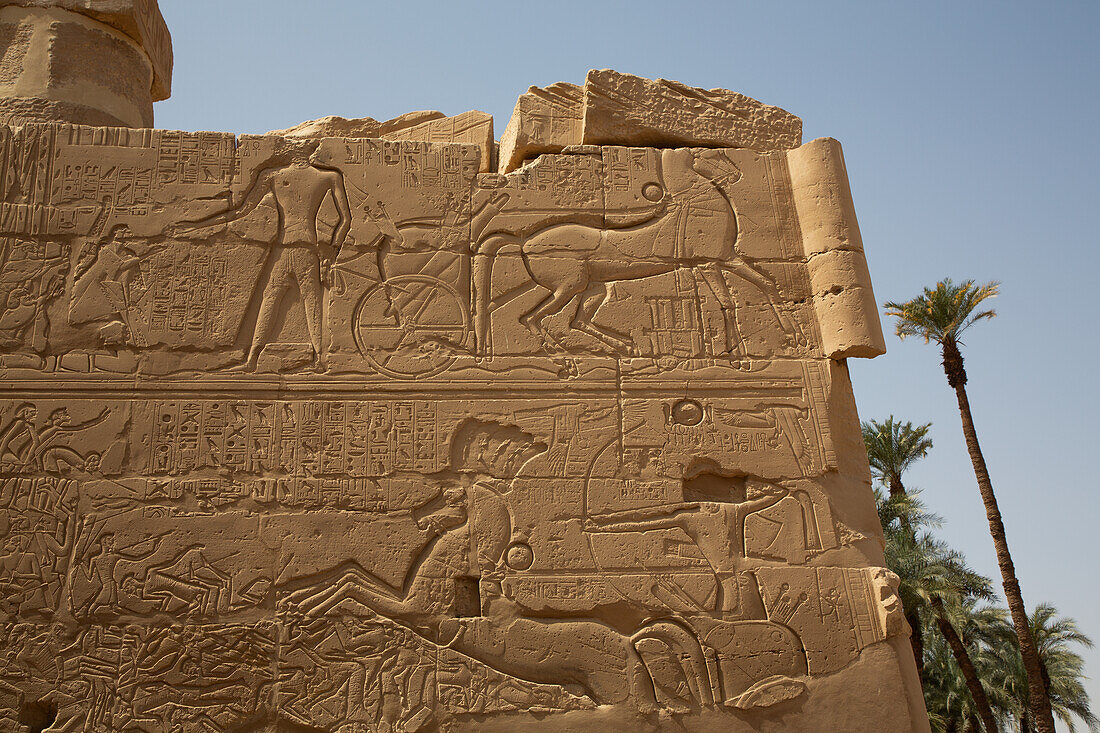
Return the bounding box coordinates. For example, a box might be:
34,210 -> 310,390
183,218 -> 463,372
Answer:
472,150 -> 802,359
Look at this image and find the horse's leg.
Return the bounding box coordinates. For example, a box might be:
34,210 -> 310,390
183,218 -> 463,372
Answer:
722,258 -> 806,346
698,263 -> 747,365
571,282 -> 632,353
472,252 -> 493,357
520,256 -> 587,352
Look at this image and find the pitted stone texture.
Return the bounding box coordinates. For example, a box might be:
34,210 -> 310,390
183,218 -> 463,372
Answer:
0,0 -> 170,127
0,0 -> 172,99
583,69 -> 802,150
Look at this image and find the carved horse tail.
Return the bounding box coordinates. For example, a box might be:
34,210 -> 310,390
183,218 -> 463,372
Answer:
471,233 -> 523,356
630,619 -> 716,709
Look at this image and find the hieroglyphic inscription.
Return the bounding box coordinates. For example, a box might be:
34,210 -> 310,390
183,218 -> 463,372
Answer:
154,130 -> 237,187
139,400 -> 445,477
134,248 -> 230,339
342,139 -> 476,190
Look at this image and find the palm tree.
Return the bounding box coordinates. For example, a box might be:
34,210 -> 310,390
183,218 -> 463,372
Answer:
866,417 -> 935,677
923,602 -> 1015,732
877,488 -> 931,676
924,627 -> 988,732
863,416 -> 933,499
886,279 -> 1057,733
880,490 -> 1001,732
983,604 -> 1099,733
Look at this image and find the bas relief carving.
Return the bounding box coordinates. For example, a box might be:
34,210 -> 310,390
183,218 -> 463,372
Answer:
0,72 -> 919,732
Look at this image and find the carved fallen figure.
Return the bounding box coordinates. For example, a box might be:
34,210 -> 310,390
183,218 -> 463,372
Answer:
279,420 -> 810,714
472,149 -> 805,363
0,404 -> 107,474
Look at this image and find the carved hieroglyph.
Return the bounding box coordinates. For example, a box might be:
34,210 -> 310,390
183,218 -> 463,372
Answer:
0,29 -> 922,732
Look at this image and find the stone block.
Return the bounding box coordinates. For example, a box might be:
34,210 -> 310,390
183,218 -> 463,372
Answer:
499,70 -> 803,172
0,0 -> 171,126
582,68 -> 803,150
498,81 -> 582,173
273,108 -> 495,172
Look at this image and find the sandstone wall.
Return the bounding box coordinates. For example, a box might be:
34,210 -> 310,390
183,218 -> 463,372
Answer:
0,65 -> 923,733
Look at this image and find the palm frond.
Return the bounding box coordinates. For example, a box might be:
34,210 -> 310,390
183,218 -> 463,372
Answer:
862,416 -> 934,491
885,278 -> 1000,345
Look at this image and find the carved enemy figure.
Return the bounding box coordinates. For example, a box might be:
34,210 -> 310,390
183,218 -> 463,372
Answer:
587,477 -> 790,616
0,239 -> 67,355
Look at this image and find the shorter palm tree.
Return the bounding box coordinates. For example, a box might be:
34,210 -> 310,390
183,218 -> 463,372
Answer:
924,627 -> 986,732
878,489 -> 1001,732
983,604 -> 1100,733
863,416 -> 933,499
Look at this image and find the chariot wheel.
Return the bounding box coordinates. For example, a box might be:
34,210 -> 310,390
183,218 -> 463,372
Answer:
352,274 -> 470,379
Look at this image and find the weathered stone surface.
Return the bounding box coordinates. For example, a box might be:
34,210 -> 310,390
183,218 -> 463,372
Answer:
498,70 -> 803,172
789,137 -> 886,359
384,109 -> 495,172
0,43 -> 924,733
271,110 -> 447,139
498,81 -> 582,173
0,0 -> 172,100
584,69 -> 802,150
275,109 -> 495,172
0,0 -> 170,128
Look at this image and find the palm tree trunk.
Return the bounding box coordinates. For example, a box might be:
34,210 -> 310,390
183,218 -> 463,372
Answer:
890,474 -> 924,686
929,595 -> 999,733
907,607 -> 924,685
889,476 -> 906,499
942,341 -> 1056,733
891,476 -> 914,536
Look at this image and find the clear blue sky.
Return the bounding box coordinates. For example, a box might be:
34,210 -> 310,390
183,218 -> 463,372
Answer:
156,0 -> 1100,718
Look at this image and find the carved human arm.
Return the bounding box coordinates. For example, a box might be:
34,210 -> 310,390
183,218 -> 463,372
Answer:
329,172 -> 352,255
169,171 -> 273,235
416,505 -> 468,537
586,502 -> 700,532
740,485 -> 791,515
118,534 -> 165,561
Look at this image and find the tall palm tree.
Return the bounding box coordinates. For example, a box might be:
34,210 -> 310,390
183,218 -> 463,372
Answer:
880,489 -> 1001,732
983,604 -> 1099,733
886,279 -> 1057,733
863,416 -> 934,498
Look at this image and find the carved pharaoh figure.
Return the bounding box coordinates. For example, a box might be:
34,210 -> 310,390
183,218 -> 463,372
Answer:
173,142 -> 352,369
